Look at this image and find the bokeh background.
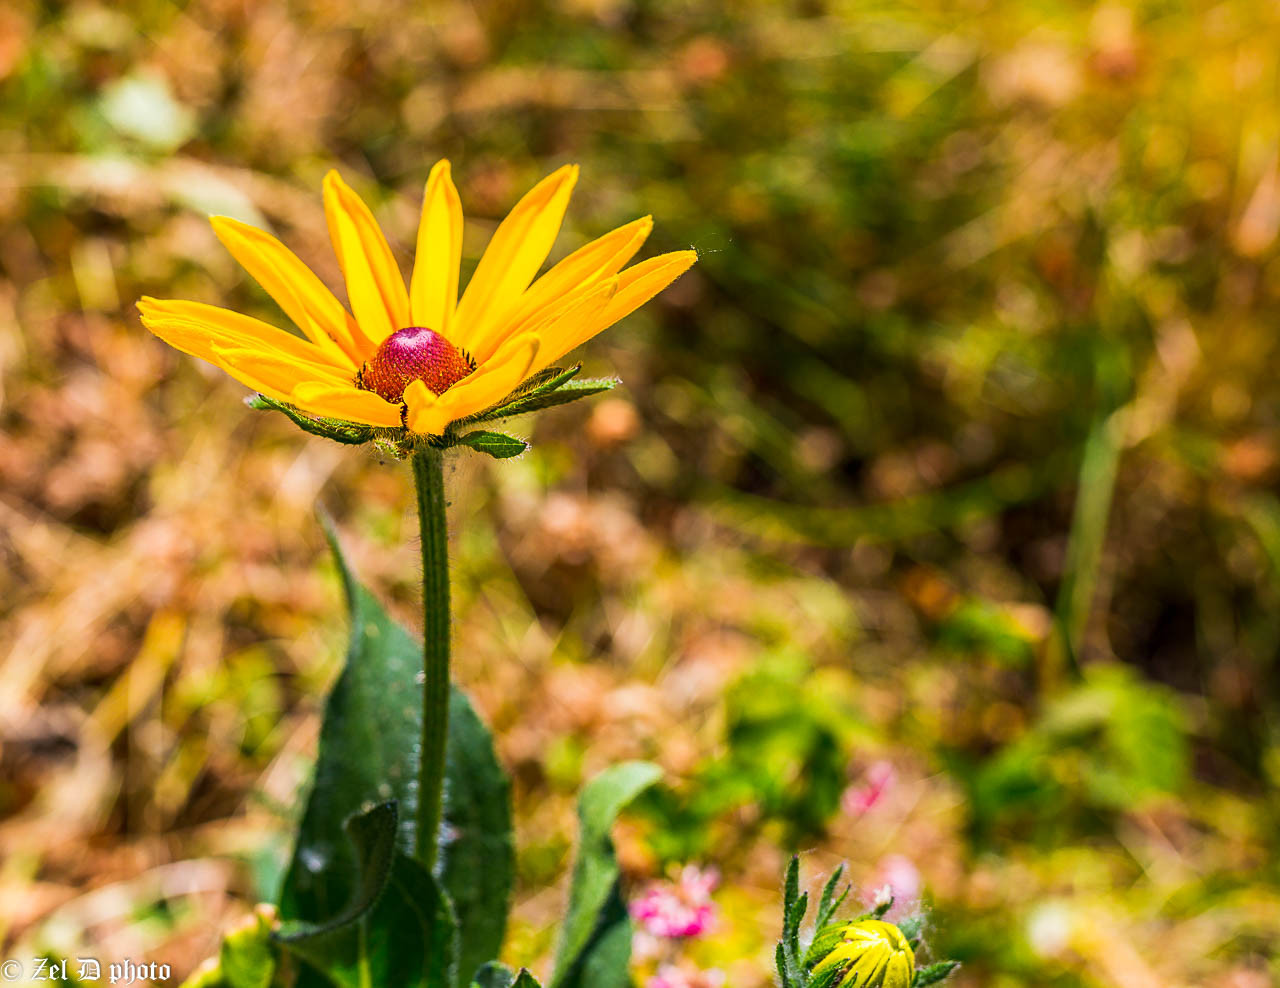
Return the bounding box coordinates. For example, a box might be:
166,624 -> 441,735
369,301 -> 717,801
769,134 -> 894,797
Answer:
3,0 -> 1280,984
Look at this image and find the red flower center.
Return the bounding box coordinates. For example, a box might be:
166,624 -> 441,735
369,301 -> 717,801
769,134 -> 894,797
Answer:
358,327 -> 474,404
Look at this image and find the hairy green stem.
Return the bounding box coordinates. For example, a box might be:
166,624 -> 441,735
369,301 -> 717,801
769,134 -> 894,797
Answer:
412,444 -> 450,871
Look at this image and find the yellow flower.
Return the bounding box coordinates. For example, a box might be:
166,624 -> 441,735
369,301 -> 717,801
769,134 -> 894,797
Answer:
139,162 -> 695,440
805,920 -> 915,988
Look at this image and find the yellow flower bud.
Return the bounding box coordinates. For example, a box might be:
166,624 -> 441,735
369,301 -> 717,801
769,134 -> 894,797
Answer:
805,920 -> 915,988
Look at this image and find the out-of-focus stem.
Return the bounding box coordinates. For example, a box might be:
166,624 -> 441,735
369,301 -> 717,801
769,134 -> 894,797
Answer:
411,444 -> 450,871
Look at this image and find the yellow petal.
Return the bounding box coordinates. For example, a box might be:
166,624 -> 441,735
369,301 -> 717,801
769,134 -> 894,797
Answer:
139,297 -> 350,372
500,215 -> 652,342
403,379 -> 447,435
323,171 -> 410,343
209,216 -> 368,364
291,381 -> 404,427
436,334 -> 541,422
409,160 -> 464,336
539,250 -> 696,368
477,274 -> 618,369
212,345 -> 349,400
454,164 -> 578,358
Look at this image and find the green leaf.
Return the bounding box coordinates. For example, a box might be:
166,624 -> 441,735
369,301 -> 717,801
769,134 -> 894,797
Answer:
455,430 -> 530,458
246,394 -> 377,445
441,690 -> 514,988
512,972 -> 543,988
913,961 -> 960,986
281,847 -> 457,988
278,520 -> 511,988
279,522 -> 424,924
551,762 -> 662,988
277,801 -> 398,942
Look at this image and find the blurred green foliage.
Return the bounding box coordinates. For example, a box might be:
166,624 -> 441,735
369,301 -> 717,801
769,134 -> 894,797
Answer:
639,653 -> 862,860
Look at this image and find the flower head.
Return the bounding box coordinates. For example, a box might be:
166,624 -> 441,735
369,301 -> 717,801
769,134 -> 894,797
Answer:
630,865 -> 719,939
804,920 -> 915,988
139,162 -> 695,451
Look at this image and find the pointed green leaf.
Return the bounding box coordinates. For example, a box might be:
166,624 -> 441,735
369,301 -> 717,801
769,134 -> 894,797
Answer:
455,430 -> 529,459
512,972 -> 543,988
551,761 -> 661,988
277,801 -> 398,942
280,848 -> 457,988
279,523 -> 423,924
278,521 -> 511,988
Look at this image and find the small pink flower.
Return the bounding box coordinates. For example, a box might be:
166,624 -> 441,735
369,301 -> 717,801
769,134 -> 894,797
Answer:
647,964 -> 725,988
841,760 -> 895,816
630,865 -> 719,939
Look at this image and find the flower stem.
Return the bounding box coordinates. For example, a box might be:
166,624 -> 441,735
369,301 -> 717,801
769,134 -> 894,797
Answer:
412,444 -> 450,872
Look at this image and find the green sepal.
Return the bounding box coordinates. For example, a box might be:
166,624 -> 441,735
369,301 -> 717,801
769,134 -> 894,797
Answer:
776,856 -> 809,988
246,394 -> 377,445
511,364 -> 583,398
895,916 -> 923,943
480,378 -> 619,421
475,364 -> 581,414
806,958 -> 847,988
912,962 -> 960,986
802,924 -> 848,972
813,865 -> 849,933
458,363 -> 620,426
247,363 -> 617,455
455,430 -> 530,459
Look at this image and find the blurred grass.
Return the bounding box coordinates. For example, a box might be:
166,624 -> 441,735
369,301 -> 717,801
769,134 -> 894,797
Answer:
2,0 -> 1280,985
